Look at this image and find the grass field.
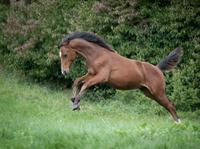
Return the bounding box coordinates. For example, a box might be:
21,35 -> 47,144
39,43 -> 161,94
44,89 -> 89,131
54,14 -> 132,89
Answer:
0,68 -> 200,149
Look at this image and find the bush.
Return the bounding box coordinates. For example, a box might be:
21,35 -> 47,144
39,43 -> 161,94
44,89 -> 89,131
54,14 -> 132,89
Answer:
0,0 -> 199,110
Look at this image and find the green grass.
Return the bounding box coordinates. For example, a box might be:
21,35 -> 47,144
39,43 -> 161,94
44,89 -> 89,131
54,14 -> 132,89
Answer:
0,68 -> 200,149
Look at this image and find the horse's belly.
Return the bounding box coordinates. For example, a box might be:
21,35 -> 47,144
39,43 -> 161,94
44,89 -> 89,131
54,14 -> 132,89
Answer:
108,70 -> 143,90
108,80 -> 141,90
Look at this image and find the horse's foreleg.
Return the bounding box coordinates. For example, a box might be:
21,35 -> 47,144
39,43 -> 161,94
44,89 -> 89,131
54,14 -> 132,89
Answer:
72,74 -> 108,110
71,73 -> 89,102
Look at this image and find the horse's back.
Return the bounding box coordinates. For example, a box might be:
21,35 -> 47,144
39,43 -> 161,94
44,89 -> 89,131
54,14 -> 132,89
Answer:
107,52 -> 165,91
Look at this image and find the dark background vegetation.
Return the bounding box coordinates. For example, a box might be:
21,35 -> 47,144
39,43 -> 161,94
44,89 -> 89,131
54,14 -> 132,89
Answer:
0,0 -> 199,111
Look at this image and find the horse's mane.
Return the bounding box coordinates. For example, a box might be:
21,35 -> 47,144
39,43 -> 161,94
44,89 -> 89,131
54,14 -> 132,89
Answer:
59,32 -> 115,52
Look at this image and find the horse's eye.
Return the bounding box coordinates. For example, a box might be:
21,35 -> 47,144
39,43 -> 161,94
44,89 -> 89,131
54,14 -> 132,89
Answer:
63,54 -> 67,58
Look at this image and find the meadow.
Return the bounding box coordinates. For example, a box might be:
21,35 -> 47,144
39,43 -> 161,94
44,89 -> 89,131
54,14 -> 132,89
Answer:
0,68 -> 200,149
0,0 -> 199,148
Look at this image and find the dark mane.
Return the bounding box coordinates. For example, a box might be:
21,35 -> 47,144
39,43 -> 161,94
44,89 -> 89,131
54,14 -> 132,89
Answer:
59,32 -> 115,52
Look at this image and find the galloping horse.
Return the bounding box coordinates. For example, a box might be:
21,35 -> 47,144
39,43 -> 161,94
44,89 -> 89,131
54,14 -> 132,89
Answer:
59,32 -> 183,122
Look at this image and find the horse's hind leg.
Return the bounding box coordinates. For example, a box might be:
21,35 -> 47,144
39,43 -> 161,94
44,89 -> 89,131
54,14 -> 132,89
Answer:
140,87 -> 180,122
156,95 -> 180,122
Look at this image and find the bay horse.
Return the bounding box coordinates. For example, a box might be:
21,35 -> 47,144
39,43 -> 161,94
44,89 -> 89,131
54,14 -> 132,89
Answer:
59,32 -> 183,122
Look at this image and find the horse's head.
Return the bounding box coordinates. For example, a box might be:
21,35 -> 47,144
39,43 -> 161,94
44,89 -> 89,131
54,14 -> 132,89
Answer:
59,45 -> 77,76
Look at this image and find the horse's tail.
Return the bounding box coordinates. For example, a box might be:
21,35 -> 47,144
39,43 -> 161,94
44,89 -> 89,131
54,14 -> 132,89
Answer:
157,47 -> 183,72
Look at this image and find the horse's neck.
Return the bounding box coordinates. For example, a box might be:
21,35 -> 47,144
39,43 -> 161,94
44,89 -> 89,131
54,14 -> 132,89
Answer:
75,47 -> 103,64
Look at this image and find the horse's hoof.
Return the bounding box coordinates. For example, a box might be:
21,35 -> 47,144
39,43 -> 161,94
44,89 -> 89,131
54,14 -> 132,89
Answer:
175,119 -> 181,124
72,104 -> 80,111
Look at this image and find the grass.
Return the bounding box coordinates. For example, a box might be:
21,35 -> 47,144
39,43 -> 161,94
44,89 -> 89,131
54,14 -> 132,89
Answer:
0,68 -> 200,149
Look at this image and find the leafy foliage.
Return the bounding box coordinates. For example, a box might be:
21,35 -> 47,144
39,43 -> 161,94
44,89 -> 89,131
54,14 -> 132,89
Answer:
0,0 -> 199,110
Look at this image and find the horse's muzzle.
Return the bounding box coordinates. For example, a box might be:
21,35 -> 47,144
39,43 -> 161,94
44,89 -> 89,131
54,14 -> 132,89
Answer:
62,69 -> 69,76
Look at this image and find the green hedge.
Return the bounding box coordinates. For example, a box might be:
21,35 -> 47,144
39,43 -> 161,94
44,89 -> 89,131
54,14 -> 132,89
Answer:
0,0 -> 199,111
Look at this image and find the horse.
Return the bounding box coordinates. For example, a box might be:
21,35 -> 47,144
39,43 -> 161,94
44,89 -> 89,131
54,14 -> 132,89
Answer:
59,32 -> 183,122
